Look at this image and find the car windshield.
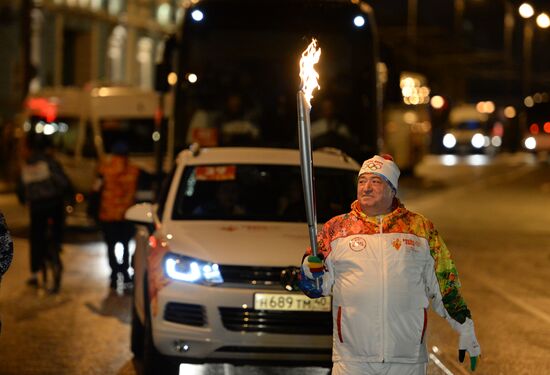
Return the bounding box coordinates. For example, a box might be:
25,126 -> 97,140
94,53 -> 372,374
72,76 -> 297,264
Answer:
172,164 -> 357,223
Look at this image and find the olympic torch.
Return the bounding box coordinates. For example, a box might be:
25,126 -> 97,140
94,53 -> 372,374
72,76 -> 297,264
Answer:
297,39 -> 321,264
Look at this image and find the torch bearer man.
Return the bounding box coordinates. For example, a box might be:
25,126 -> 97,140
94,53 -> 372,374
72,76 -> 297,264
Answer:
298,152 -> 482,373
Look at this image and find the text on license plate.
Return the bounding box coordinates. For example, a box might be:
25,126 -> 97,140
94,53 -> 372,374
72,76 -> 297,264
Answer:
254,293 -> 331,311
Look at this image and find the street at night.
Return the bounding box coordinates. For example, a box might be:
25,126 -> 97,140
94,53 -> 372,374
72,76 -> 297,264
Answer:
2,0 -> 550,374
1,153 -> 549,375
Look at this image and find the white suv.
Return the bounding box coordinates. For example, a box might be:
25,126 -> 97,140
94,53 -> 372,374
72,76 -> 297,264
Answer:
126,146 -> 360,374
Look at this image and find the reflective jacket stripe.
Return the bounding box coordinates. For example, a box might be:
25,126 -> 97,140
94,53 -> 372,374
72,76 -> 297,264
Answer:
421,308 -> 428,343
337,306 -> 344,343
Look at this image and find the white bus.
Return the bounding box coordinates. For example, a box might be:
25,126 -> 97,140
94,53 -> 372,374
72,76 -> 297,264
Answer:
22,85 -> 173,227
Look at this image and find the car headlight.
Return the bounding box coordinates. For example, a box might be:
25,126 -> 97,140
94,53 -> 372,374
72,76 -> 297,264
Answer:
471,133 -> 485,148
524,136 -> 536,150
164,253 -> 224,285
442,133 -> 456,149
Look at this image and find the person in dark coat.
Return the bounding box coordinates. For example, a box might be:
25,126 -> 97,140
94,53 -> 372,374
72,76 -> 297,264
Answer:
17,135 -> 72,293
1,211 -> 14,335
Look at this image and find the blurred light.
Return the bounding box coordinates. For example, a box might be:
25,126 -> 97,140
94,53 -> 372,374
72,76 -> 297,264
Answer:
524,96 -> 535,107
156,3 -> 172,25
504,106 -> 516,118
353,15 -> 365,27
108,0 -> 122,15
186,73 -> 198,83
98,87 -> 109,97
35,122 -> 44,133
493,122 -> 504,137
152,131 -> 161,142
400,74 -> 430,106
483,136 -> 491,147
75,193 -> 85,203
519,3 -> 534,19
534,92 -> 543,103
377,62 -> 388,85
403,111 -> 418,124
442,155 -> 458,166
168,72 -> 178,85
191,9 -> 204,21
430,95 -> 445,109
491,136 -> 502,147
524,136 -> 536,150
402,86 -> 413,97
179,363 -> 206,375
420,86 -> 430,96
443,133 -> 456,149
536,13 -> 550,28
530,123 -> 539,134
476,101 -> 495,114
43,123 -> 57,135
471,133 -> 485,148
475,101 -> 484,113
432,346 -> 440,353
23,121 -> 31,132
544,122 -> 550,133
91,0 -> 102,10
467,155 -> 489,166
542,92 -> 549,102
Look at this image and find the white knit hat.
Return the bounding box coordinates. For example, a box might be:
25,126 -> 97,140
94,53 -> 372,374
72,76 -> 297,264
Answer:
358,154 -> 400,191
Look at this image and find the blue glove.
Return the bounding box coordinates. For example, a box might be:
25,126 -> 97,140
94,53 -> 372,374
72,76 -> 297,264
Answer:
298,269 -> 323,298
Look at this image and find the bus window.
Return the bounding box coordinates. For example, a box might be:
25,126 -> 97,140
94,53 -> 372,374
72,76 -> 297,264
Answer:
100,118 -> 167,155
173,0 -> 380,160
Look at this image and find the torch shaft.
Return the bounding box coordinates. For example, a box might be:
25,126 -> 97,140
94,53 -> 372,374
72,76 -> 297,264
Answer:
297,91 -> 318,257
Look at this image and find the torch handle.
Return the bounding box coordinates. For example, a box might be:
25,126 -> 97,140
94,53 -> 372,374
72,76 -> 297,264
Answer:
297,91 -> 319,257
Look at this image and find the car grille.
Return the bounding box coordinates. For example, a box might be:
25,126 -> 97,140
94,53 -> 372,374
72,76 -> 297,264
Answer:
219,307 -> 332,335
164,302 -> 206,326
219,265 -> 286,286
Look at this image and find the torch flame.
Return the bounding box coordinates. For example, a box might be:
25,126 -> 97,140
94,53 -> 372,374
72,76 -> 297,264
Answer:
299,39 -> 321,106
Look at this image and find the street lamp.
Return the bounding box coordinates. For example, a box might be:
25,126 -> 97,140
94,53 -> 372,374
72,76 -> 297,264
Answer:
536,12 -> 550,29
517,3 -> 548,151
519,2 -> 534,97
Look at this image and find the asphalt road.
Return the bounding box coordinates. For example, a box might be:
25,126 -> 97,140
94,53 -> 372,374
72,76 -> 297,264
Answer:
1,153 -> 549,375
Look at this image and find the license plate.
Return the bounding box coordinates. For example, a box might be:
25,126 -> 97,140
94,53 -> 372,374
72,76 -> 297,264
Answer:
254,293 -> 331,312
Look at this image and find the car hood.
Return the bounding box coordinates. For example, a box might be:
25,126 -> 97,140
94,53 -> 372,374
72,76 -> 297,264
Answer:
161,221 -> 311,267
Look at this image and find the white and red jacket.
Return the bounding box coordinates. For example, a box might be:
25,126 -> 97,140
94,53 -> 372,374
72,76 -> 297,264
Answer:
301,199 -> 471,364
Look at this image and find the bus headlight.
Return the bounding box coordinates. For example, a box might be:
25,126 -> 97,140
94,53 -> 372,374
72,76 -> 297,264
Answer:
164,253 -> 223,285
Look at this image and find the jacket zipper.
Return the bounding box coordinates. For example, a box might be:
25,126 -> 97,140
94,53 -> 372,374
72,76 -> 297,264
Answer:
378,215 -> 385,362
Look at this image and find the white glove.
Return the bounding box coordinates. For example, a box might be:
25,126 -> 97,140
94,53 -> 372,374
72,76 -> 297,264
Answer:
457,318 -> 481,371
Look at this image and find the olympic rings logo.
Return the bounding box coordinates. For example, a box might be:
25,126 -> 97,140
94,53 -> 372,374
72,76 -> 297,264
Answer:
365,160 -> 383,170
